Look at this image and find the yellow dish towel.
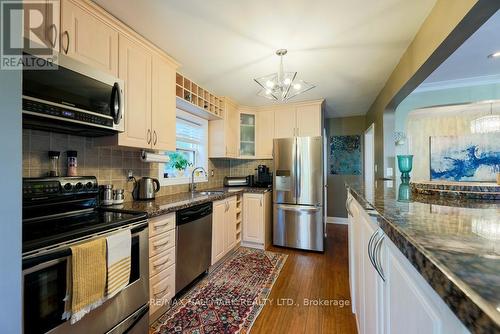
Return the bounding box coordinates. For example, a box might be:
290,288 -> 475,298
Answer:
69,238 -> 107,324
106,230 -> 131,297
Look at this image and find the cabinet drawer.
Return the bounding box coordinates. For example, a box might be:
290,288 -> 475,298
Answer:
149,230 -> 175,258
149,264 -> 175,315
149,213 -> 175,238
149,247 -> 175,277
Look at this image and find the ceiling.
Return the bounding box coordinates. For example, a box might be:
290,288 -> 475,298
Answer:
421,9 -> 500,87
94,0 -> 436,118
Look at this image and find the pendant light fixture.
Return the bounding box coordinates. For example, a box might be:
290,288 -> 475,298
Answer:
470,103 -> 500,134
254,49 -> 315,101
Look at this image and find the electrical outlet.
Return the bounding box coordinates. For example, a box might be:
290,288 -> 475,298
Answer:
127,170 -> 134,180
211,170 -> 214,177
387,167 -> 393,177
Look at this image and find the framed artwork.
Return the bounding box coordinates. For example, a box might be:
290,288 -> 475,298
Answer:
430,134 -> 500,182
330,135 -> 361,175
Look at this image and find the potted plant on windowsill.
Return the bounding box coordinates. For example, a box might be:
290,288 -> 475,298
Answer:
168,152 -> 193,178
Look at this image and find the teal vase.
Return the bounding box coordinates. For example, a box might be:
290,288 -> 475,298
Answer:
397,155 -> 413,181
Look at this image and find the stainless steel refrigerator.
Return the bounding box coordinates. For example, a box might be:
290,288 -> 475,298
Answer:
273,136 -> 325,251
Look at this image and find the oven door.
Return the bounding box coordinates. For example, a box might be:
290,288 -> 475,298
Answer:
22,222 -> 148,334
22,53 -> 124,135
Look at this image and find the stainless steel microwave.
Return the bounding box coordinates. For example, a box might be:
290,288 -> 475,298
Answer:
22,54 -> 124,136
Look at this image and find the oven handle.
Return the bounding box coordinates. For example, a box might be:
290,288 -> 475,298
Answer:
23,221 -> 148,270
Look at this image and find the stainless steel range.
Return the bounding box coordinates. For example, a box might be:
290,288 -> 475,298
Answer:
22,176 -> 149,334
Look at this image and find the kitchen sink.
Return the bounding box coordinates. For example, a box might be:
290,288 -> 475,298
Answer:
194,191 -> 225,196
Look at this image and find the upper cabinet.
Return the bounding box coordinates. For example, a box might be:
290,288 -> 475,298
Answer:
256,110 -> 274,159
274,101 -> 324,139
151,55 -> 176,151
274,107 -> 296,138
61,0 -> 118,76
60,0 -> 180,150
117,35 -> 152,149
239,111 -> 256,158
208,97 -> 239,158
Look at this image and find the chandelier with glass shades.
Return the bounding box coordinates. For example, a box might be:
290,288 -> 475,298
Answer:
470,102 -> 500,134
254,49 -> 315,101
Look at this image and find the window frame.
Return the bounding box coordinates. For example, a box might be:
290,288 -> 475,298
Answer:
159,108 -> 209,186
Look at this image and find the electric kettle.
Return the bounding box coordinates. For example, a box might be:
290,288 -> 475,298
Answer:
132,177 -> 160,200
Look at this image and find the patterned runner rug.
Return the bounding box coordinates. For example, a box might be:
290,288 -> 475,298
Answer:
150,247 -> 287,334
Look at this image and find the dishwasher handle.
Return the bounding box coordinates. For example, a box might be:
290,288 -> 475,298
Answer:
176,202 -> 213,225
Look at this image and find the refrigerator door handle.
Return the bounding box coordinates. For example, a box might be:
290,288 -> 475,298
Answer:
296,138 -> 301,199
276,204 -> 322,212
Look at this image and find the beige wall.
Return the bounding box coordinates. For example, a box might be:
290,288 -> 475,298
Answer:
326,116 -> 366,218
365,0 -> 489,177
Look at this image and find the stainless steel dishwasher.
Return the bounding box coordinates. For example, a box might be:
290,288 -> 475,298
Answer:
175,202 -> 213,294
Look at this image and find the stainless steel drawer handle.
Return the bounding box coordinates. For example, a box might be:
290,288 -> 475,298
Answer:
153,286 -> 169,297
153,222 -> 170,230
153,240 -> 170,248
153,258 -> 170,268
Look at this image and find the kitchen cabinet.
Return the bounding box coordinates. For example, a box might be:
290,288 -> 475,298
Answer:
239,111 -> 256,157
209,97 -> 239,158
23,0 -> 60,52
274,101 -> 323,138
211,196 -> 238,265
148,213 -> 176,322
151,55 -> 176,151
117,34 -> 152,149
347,194 -> 469,334
296,104 -> 322,137
256,110 -> 275,159
242,191 -> 272,250
61,0 -> 118,76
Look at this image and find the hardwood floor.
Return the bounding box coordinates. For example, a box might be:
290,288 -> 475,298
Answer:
251,224 -> 358,334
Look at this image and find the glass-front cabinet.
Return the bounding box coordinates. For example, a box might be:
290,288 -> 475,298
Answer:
240,113 -> 256,157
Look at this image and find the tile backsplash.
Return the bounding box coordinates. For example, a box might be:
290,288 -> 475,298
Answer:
22,129 -> 272,202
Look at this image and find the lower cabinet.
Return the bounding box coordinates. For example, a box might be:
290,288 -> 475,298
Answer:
242,192 -> 272,249
211,196 -> 239,265
148,213 -> 176,322
347,194 -> 469,334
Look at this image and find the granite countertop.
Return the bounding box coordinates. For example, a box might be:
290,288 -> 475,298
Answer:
120,187 -> 271,218
347,180 -> 500,333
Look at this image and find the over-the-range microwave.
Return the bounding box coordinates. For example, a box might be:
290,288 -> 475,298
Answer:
22,53 -> 124,136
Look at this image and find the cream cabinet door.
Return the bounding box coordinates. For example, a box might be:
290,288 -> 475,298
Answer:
242,193 -> 264,244
23,0 -> 60,52
61,0 -> 118,76
211,199 -> 226,265
225,100 -> 239,157
296,104 -> 322,137
257,110 -> 274,158
274,108 -> 296,138
226,196 -> 237,251
151,55 -> 176,151
118,35 -> 152,149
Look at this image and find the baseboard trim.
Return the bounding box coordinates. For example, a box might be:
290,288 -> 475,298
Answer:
327,216 -> 348,225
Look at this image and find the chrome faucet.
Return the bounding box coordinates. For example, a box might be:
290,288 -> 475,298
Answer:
190,167 -> 207,193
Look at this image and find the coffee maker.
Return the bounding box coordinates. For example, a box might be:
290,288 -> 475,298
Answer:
253,165 -> 272,188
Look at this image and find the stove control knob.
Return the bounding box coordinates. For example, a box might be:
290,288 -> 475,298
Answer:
85,182 -> 94,189
63,183 -> 72,191
75,182 -> 83,191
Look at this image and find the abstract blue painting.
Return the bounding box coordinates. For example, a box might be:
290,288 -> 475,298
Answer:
330,135 -> 361,175
430,134 -> 500,182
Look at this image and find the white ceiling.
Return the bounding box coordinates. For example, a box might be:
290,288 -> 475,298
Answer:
94,0 -> 436,118
422,9 -> 500,86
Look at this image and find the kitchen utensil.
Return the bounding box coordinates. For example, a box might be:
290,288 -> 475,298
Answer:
113,188 -> 125,204
132,177 -> 160,200
100,184 -> 114,206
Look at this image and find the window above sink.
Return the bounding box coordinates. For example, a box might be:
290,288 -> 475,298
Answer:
159,109 -> 208,186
